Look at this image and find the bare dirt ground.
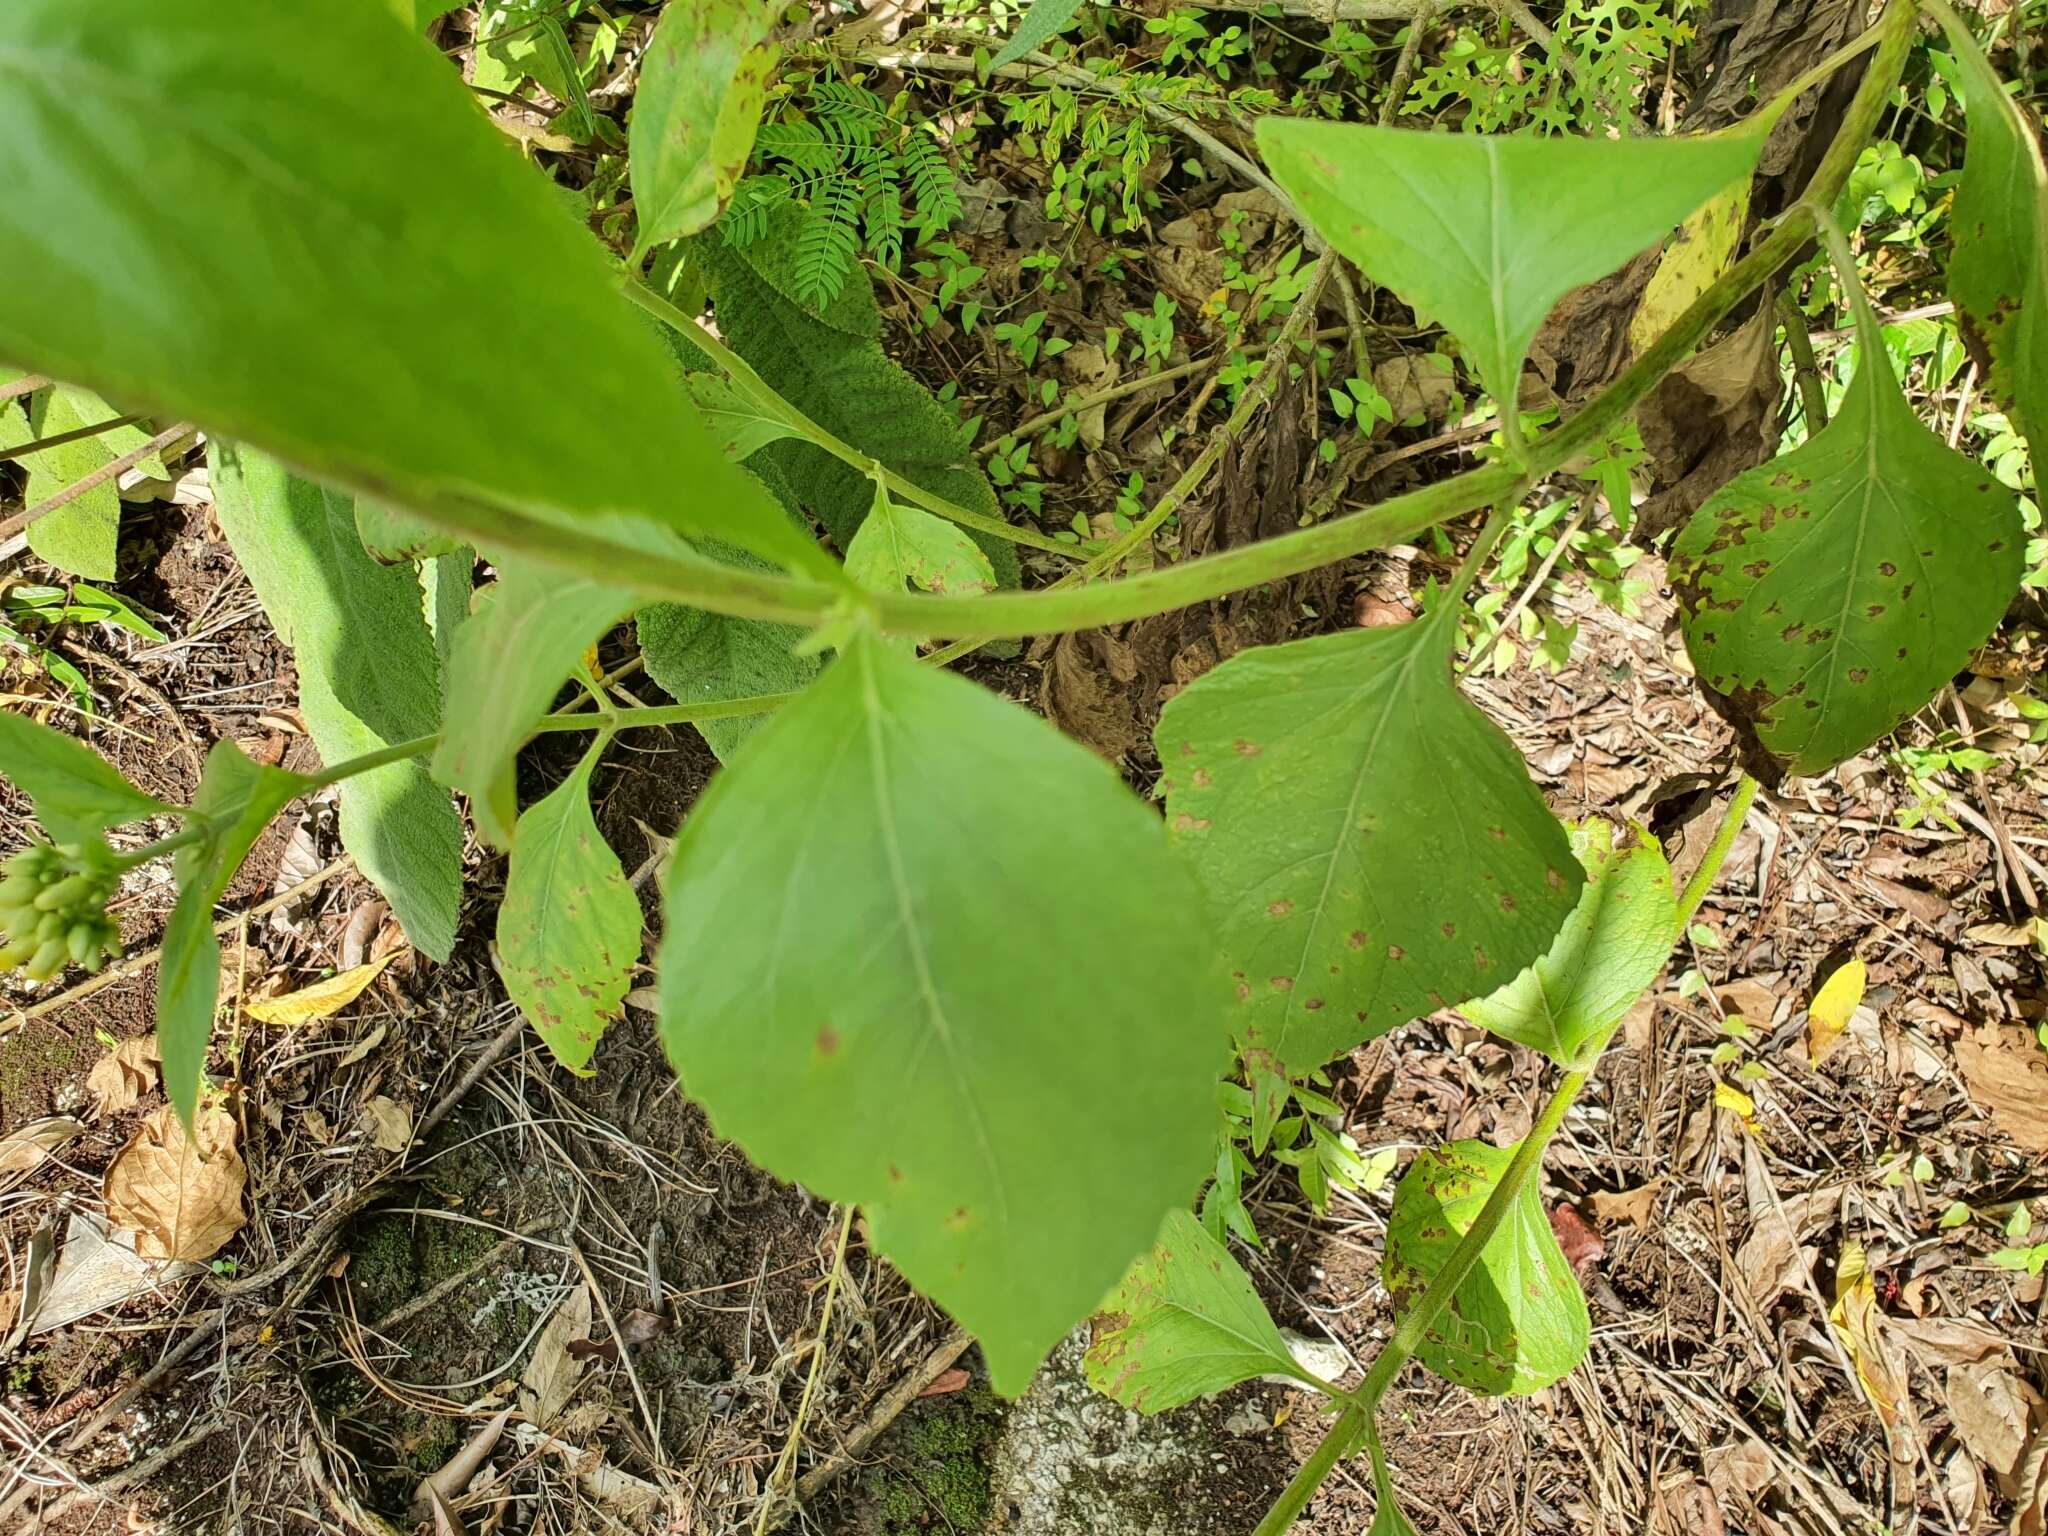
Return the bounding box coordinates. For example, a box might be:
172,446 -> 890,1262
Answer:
4,6 -> 2047,1535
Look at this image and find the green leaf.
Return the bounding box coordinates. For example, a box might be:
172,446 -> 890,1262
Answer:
1255,120 -> 1762,410
355,499 -> 465,564
636,598 -> 816,763
845,479 -> 997,597
658,630 -> 1228,1394
434,554 -> 639,848
1384,1139 -> 1589,1395
497,740 -> 640,1074
387,0 -> 463,31
210,446 -> 463,960
687,373 -> 803,461
1154,607 -> 1581,1075
990,0 -> 1088,72
1669,272 -> 2025,780
21,385 -> 165,580
0,711 -> 170,844
1932,4 -> 2048,465
1460,822 -> 1676,1068
1084,1208 -> 1319,1412
0,0 -> 828,580
630,0 -> 778,254
160,743 -> 316,1120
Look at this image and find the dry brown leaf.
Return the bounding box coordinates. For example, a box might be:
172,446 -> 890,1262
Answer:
86,1037 -> 161,1114
362,1096 -> 412,1154
1893,1315 -> 2013,1367
103,1104 -> 246,1262
519,1284 -> 591,1426
1589,1178 -> 1670,1231
1713,978 -> 1779,1030
2019,1428 -> 2048,1536
1946,1362 -> 2043,1482
336,1020 -> 388,1069
1703,1439 -> 1773,1495
0,1115 -> 86,1176
243,953 -> 397,1026
1956,1024 -> 2048,1153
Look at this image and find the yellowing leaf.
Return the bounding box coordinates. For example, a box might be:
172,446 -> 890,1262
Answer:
1806,958 -> 1866,1066
1714,1080 -> 1758,1127
1630,183 -> 1751,353
102,1103 -> 246,1262
242,954 -> 396,1026
1829,1240 -> 1909,1431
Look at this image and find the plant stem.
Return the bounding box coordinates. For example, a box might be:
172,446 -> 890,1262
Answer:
1252,1405 -> 1366,1536
1778,291 -> 1831,432
755,1203 -> 856,1536
1675,774 -> 1761,931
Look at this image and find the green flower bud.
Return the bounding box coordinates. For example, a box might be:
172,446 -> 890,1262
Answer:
34,873 -> 93,912
25,938 -> 68,981
35,910 -> 67,944
0,937 -> 36,971
0,873 -> 40,908
66,921 -> 97,966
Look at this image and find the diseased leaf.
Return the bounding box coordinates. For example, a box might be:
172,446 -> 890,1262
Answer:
433,553 -> 642,847
0,0 -> 828,579
1384,1139 -> 1590,1396
0,711 -> 171,844
160,744 -> 315,1121
845,479 -> 997,598
242,955 -> 398,1027
498,741 -> 640,1074
1933,3 -> 2048,463
1461,822 -> 1677,1068
631,0 -> 779,253
1630,184 -> 1751,353
1669,270 -> 2024,780
1085,1208 -> 1319,1412
211,447 -> 463,959
355,499 -> 465,563
1804,956 -> 1866,1067
990,0 -> 1088,72
1256,119 -> 1762,410
658,630 -> 1227,1394
637,593 -> 815,762
1154,606 -> 1581,1074
102,1103 -> 245,1262
21,384 -> 165,580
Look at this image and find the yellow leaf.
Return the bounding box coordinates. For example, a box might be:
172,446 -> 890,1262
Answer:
242,954 -> 397,1026
1714,1080 -> 1757,1120
1806,958 -> 1867,1066
1829,1239 -> 1908,1430
1630,183 -> 1752,352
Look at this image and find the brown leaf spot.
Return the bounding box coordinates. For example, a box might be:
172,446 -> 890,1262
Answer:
1267,899 -> 1294,918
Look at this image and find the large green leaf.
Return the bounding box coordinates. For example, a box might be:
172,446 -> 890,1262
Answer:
1153,607 -> 1581,1074
1256,120 -> 1761,411
21,384 -> 165,580
161,744 -> 315,1120
1669,283 -> 2024,779
1460,822 -> 1676,1068
1933,3 -> 2048,464
636,598 -> 815,762
0,712 -> 170,845
990,0 -> 1089,72
1384,1139 -> 1589,1395
630,0 -> 778,254
0,0 -> 827,579
433,557 -> 640,848
1085,1208 -> 1320,1412
497,740 -> 640,1074
210,446 -> 463,960
658,630 -> 1228,1394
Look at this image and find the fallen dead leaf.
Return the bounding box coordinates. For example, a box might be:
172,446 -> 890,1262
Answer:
0,1114 -> 86,1176
87,1036 -> 162,1114
1712,977 -> 1780,1030
1806,957 -> 1866,1066
520,1284 -> 591,1426
1702,1439 -> 1773,1496
2018,1427 -> 2048,1536
362,1096 -> 412,1155
1589,1178 -> 1669,1231
336,1021 -> 388,1069
103,1103 -> 246,1262
1893,1315 -> 2013,1367
1829,1241 -> 1910,1436
1966,917 -> 2048,952
1956,1024 -> 2048,1153
919,1367 -> 972,1398
1946,1361 -> 2043,1483
243,953 -> 397,1026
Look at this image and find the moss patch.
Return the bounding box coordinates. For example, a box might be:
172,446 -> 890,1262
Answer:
0,1025 -> 96,1114
862,1386 -> 1002,1536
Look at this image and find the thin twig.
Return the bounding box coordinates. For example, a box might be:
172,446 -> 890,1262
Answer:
782,1328 -> 976,1518
0,414 -> 143,466
0,423 -> 194,544
0,374 -> 50,405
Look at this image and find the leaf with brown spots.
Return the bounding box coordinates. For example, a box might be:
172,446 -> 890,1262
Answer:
1461,821 -> 1677,1068
1154,602 -> 1581,1073
1669,243 -> 2024,780
629,0 -> 779,255
1384,1139 -> 1589,1396
1084,1208 -> 1319,1413
497,741 -> 642,1076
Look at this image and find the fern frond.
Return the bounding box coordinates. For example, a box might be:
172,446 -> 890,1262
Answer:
863,184 -> 904,271
722,175 -> 793,248
901,135 -> 961,237
794,175 -> 862,308
811,81 -> 891,146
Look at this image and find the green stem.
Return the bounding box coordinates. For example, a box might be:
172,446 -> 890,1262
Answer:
1252,1405 -> 1366,1536
1675,774 -> 1761,932
620,278 -> 1078,560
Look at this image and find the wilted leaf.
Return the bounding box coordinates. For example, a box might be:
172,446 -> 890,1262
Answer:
0,1115 -> 85,1176
103,1102 -> 246,1262
1829,1240 -> 1910,1433
1084,1208 -> 1320,1413
1384,1139 -> 1589,1396
1630,184 -> 1751,353
1805,957 -> 1866,1066
519,1283 -> 591,1425
86,1036 -> 162,1114
242,955 -> 397,1026
362,1095 -> 413,1154
630,0 -> 779,253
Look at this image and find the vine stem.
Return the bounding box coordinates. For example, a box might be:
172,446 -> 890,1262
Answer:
755,1203 -> 857,1536
1249,771 -> 1769,1534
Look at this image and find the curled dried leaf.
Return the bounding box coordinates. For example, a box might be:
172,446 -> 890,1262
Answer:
103,1103 -> 245,1262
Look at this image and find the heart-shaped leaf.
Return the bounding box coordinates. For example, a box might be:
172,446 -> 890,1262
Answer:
1154,607 -> 1581,1074
659,629 -> 1228,1394
1670,251 -> 2024,780
1085,1208 -> 1321,1413
1257,119 -> 1762,412
1461,821 -> 1676,1068
1385,1139 -> 1589,1395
